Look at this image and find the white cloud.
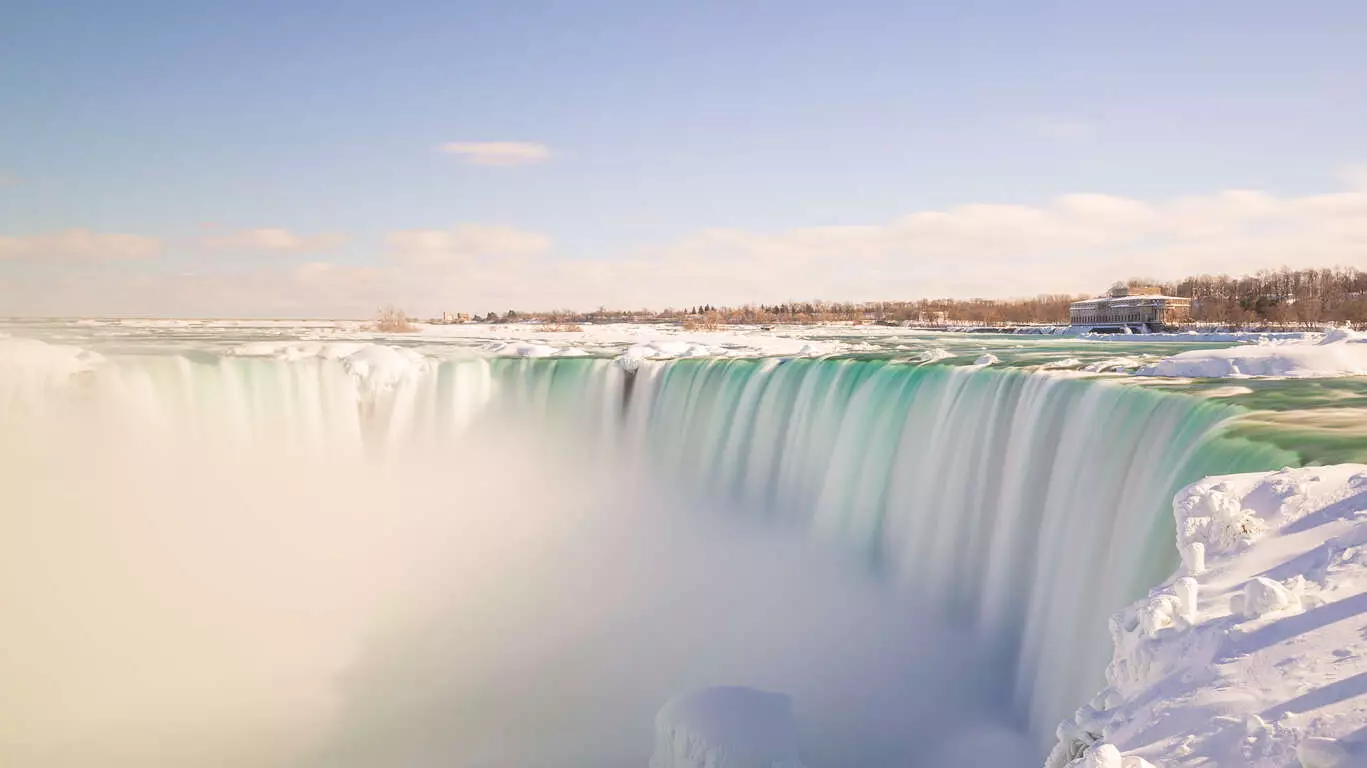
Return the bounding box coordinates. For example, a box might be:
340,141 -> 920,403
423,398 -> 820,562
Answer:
201,228 -> 345,253
1342,165 -> 1367,191
8,177 -> 1367,317
388,224 -> 552,266
438,141 -> 552,167
0,229 -> 162,261
1020,117 -> 1095,140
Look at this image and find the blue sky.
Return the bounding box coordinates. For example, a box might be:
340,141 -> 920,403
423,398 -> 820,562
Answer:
2,1 -> 1365,315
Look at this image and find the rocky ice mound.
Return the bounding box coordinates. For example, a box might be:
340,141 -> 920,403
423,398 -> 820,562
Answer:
227,341 -> 431,399
1138,329 -> 1367,379
1048,464 -> 1367,767
0,337 -> 105,411
651,687 -> 805,768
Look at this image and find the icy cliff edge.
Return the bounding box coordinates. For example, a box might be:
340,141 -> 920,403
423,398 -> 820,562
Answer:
1047,464 -> 1367,768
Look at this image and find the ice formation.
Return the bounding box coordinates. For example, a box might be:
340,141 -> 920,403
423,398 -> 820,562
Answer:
1139,328 -> 1367,378
1048,465 -> 1367,767
650,687 -> 804,768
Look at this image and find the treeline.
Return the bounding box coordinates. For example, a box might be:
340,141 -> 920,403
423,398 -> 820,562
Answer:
1152,267 -> 1367,326
467,266 -> 1367,327
474,296 -> 1082,326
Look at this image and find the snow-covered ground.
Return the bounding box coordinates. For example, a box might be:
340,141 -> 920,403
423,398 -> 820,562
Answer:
1138,329 -> 1367,379
8,318 -> 1365,382
1049,464 -> 1367,768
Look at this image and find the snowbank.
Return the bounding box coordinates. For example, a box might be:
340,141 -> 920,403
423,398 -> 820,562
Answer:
0,337 -> 105,409
650,687 -> 804,768
227,341 -> 431,399
421,322 -> 840,358
1047,464 -> 1367,768
917,348 -> 955,364
1138,329 -> 1367,379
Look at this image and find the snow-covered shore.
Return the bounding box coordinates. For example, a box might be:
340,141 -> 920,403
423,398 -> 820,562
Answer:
1138,329 -> 1367,379
1049,464 -> 1367,768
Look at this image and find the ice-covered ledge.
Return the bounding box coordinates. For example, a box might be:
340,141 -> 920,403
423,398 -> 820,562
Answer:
650,687 -> 805,768
1047,464 -> 1367,768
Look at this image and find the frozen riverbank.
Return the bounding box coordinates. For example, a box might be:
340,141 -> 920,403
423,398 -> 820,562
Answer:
1049,464 -> 1367,767
1139,329 -> 1367,379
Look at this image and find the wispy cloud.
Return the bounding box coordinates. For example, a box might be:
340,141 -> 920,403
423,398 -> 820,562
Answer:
0,229 -> 162,261
201,228 -> 345,253
388,224 -> 552,266
1020,117 -> 1096,141
438,141 -> 551,167
1341,164 -> 1367,191
9,181 -> 1367,317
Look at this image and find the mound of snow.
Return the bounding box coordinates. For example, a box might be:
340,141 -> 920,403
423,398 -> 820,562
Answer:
0,338 -> 105,409
650,687 -> 804,768
1047,464 -> 1367,768
1083,358 -> 1145,373
1138,329 -> 1367,378
227,341 -> 431,399
917,348 -> 954,364
615,341 -> 721,369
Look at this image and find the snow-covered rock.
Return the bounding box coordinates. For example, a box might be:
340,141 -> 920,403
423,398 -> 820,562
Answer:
0,337 -> 105,409
1138,329 -> 1367,378
229,341 -> 432,400
917,347 -> 954,364
1232,576 -> 1303,620
650,687 -> 804,768
1046,465 -> 1367,768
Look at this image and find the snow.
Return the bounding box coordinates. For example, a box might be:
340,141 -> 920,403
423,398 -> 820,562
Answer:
650,687 -> 804,768
1139,329 -> 1367,379
1047,464 -> 1367,768
1082,358 -> 1146,373
481,341 -> 561,357
419,322 -> 839,359
0,337 -> 105,410
1081,331 -> 1319,344
1201,385 -> 1256,398
226,341 -> 431,398
918,348 -> 955,364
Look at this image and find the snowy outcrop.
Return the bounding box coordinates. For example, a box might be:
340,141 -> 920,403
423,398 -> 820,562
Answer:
0,338 -> 105,411
1138,328 -> 1367,378
1047,465 -> 1367,768
650,687 -> 805,768
228,341 -> 433,401
916,347 -> 954,364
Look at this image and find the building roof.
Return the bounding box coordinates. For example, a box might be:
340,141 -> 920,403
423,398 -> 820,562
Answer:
1070,294 -> 1191,309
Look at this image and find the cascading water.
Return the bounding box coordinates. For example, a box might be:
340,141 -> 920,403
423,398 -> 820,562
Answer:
1,343 -> 1299,764
620,357 -> 1296,739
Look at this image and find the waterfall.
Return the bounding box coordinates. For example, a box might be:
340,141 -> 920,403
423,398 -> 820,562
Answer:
2,344 -> 1298,747
621,357 -> 1295,739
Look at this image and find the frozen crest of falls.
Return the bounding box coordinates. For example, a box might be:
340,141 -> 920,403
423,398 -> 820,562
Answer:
2,345 -> 1297,747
